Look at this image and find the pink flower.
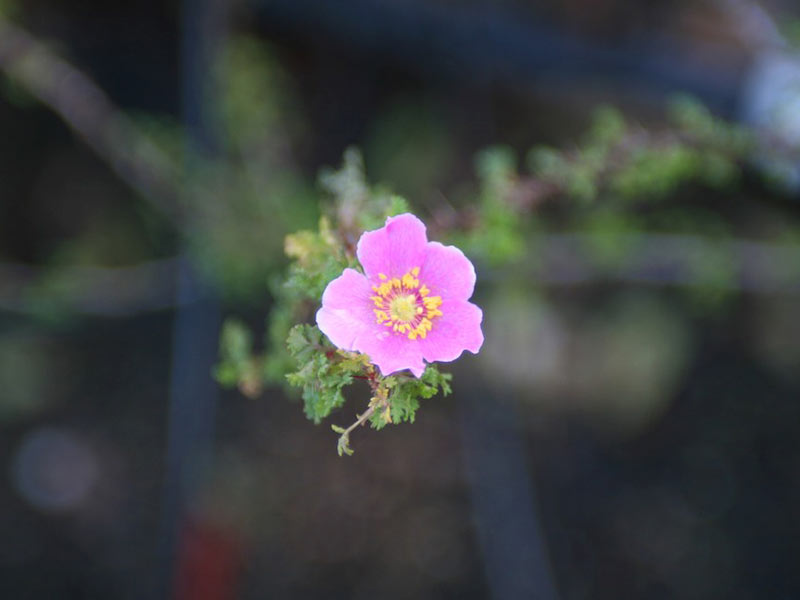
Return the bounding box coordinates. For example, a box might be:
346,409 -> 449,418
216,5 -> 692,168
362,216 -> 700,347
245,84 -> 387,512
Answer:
316,213 -> 484,377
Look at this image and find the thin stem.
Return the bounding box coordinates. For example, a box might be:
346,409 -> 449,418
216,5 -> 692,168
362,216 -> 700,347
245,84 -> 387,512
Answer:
333,382 -> 390,456
342,402 -> 381,438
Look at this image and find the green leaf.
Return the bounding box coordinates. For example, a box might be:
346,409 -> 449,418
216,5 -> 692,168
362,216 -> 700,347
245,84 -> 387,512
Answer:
286,323 -> 322,360
219,318 -> 253,364
284,325 -> 368,423
214,318 -> 261,390
381,366 -> 453,426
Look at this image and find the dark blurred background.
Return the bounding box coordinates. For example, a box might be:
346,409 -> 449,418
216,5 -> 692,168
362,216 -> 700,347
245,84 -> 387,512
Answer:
2,0 -> 800,599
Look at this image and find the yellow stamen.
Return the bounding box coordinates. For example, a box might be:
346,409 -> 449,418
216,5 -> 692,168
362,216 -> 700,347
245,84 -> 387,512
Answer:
402,272 -> 419,289
368,267 -> 445,340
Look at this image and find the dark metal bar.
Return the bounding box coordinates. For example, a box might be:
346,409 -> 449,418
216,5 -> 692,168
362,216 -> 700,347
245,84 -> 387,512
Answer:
152,0 -> 227,598
460,388 -> 560,600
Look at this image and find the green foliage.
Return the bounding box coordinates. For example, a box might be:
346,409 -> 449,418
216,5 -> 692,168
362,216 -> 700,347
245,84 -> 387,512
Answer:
133,36 -> 315,302
6,10 -> 796,454
258,149 -> 412,390
284,217 -> 352,300
668,95 -> 751,152
529,105 -> 629,203
370,366 -> 452,430
284,324 -> 371,423
526,101 -> 751,206
262,302 -> 294,381
185,167 -> 315,302
319,147 -> 410,232
216,148 -> 456,454
215,318 -> 253,383
329,365 -> 452,456
214,97 -> 793,455
214,318 -> 263,397
217,36 -> 302,155
124,37 -> 320,303
456,146 -> 526,265
578,209 -> 640,269
588,104 -> 627,147
609,96 -> 749,200
684,241 -> 737,311
282,325 -> 452,442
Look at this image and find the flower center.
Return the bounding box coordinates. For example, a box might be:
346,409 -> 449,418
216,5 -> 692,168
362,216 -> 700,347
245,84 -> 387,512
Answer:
370,267 -> 443,340
389,294 -> 417,323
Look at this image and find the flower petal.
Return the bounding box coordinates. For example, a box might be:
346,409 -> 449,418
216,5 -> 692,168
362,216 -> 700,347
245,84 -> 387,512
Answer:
316,268 -> 374,351
354,329 -> 426,377
356,213 -> 428,279
418,299 -> 483,363
420,241 -> 477,301
319,213 -> 483,378
317,267 -> 427,376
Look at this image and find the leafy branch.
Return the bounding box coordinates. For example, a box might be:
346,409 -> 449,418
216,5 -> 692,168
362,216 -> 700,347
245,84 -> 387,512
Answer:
215,101 -> 800,454
216,150 -> 453,454
331,366 -> 452,456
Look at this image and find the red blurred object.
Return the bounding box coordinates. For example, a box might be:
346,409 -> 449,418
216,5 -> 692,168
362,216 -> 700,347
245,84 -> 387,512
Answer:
173,518 -> 241,600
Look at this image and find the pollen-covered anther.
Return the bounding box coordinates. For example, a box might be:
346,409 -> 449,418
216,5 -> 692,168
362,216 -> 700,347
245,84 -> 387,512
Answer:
370,267 -> 443,340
